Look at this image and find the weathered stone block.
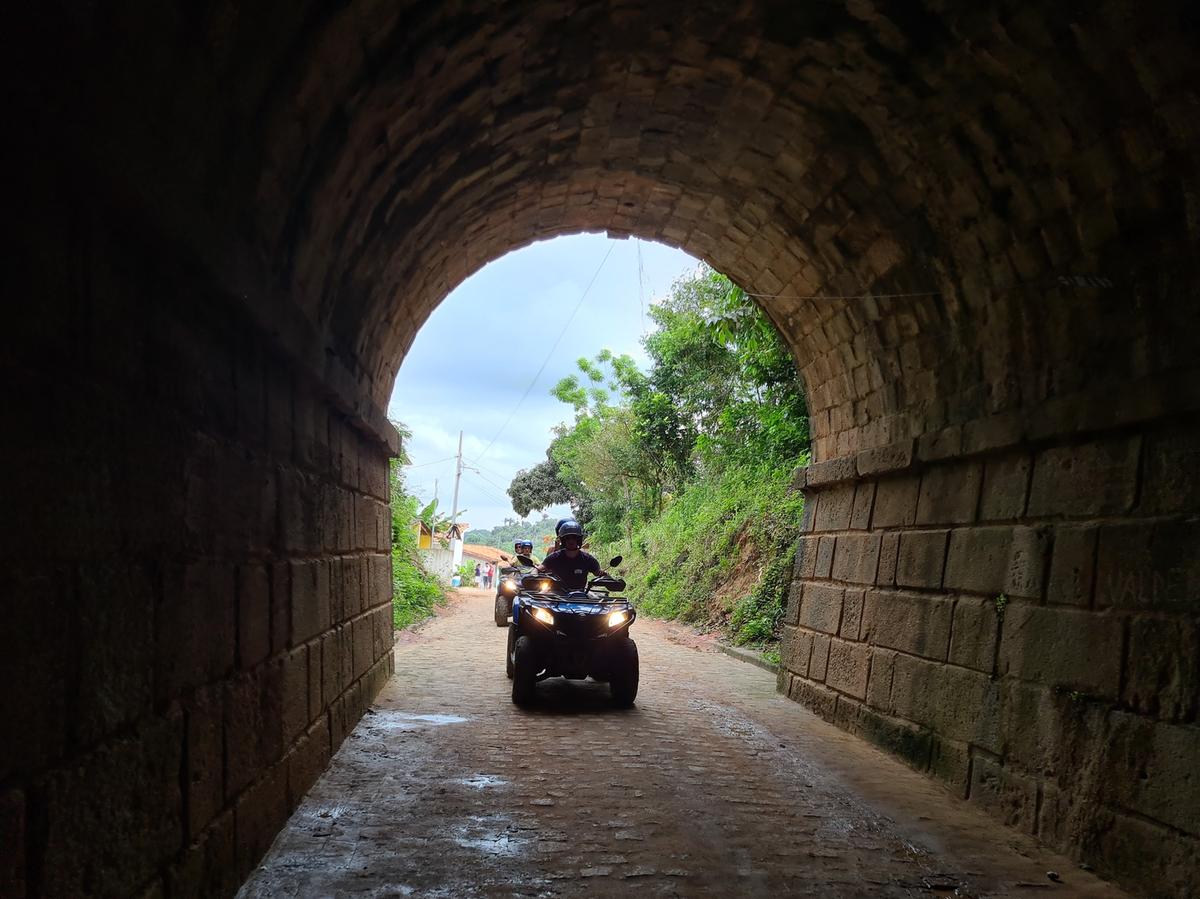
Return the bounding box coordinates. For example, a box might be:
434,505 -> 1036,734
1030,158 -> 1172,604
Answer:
165,809 -> 238,899
0,789 -> 24,898
997,604 -> 1122,697
840,588 -> 865,640
948,596 -> 999,672
969,756 -> 1038,833
979,453 -> 1031,520
793,536 -> 818,580
1090,808 -> 1200,899
831,533 -> 881,584
805,455 -> 856,486
290,559 -> 331,645
224,663 -> 284,799
866,648 -> 896,712
787,676 -> 838,721
929,736 -> 971,797
41,717 -> 183,898
1123,617 -> 1199,721
857,440 -> 914,476
282,646 -> 309,743
784,581 -> 802,626
287,720 -> 331,808
270,561 -> 291,655
891,653 -> 1000,749
814,535 -> 836,578
234,763 -> 288,878
809,633 -> 831,681
75,562 -> 155,747
850,481 -> 875,529
185,687 -> 224,838
1027,436 -> 1140,517
1108,714 -> 1200,837
1139,426 -> 1200,514
871,475 -> 920,528
997,679 -> 1076,776
813,483 -> 854,531
238,564 -> 271,669
798,584 -> 843,634
866,591 -> 953,660
353,613 -> 374,677
780,625 -> 811,676
367,553 -> 392,608
876,532 -> 899,586
1047,525 -> 1097,606
852,704 -> 932,771
1095,521 -> 1200,610
943,527 -> 1011,595
1004,526 -> 1049,600
915,462 -> 981,525
895,530 -> 949,589
826,639 -> 870,699
157,562 -> 236,702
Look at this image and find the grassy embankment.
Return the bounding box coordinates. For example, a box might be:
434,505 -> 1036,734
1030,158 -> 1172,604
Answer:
596,458 -> 806,664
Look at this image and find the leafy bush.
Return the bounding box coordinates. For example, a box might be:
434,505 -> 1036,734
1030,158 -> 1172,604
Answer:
389,457 -> 447,630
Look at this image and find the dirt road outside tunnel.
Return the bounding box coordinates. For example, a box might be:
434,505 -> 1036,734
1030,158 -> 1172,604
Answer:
238,590 -> 1124,897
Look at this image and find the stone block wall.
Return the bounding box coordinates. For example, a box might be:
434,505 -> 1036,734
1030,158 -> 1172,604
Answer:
781,422 -> 1200,896
0,170 -> 398,898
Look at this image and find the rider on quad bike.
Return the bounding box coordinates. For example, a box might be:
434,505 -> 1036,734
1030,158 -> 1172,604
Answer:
493,540 -> 536,627
538,520 -> 602,588
506,520 -> 637,706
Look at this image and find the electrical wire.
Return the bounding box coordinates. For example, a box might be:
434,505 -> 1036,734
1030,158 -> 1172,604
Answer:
473,242 -> 616,464
405,455 -> 456,468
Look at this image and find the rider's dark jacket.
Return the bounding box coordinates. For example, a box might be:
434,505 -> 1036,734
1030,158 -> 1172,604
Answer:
539,549 -> 601,591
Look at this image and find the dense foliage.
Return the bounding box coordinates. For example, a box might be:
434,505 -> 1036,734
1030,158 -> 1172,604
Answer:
390,448 -> 448,630
509,265 -> 809,649
464,514 -> 558,552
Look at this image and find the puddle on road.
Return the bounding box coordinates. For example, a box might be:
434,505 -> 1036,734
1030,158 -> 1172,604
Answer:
371,711 -> 469,730
451,814 -> 527,857
458,774 -> 508,790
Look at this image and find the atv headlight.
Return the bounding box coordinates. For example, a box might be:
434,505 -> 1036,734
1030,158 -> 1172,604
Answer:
501,579 -> 517,595
607,609 -> 629,627
538,580 -> 552,593
532,607 -> 555,626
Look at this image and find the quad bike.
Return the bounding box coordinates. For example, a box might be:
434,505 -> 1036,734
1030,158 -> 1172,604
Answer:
505,555 -> 638,707
493,556 -> 533,627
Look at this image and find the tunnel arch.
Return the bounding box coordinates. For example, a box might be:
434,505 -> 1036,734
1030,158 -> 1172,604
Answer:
4,2 -> 1199,896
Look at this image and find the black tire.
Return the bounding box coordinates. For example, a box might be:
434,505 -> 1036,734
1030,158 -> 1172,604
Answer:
511,635 -> 537,705
505,624 -> 515,679
494,594 -> 509,627
610,638 -> 639,707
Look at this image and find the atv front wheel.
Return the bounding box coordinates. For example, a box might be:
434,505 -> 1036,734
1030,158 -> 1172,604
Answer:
494,594 -> 510,627
610,638 -> 639,707
505,624 -> 515,679
511,636 -> 537,705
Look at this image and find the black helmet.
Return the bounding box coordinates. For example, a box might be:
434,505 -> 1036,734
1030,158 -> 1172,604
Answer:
555,518 -> 579,535
557,520 -> 584,541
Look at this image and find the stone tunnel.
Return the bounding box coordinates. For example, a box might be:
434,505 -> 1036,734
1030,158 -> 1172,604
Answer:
2,1 -> 1198,895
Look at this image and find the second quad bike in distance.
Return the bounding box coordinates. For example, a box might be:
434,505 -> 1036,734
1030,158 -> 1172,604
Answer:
506,554 -> 638,707
493,553 -> 535,628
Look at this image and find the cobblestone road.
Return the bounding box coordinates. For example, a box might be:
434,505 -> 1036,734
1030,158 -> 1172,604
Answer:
240,590 -> 1124,898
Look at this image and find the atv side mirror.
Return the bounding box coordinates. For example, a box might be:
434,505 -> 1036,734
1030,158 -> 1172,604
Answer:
500,553 -> 510,561
609,555 -> 623,567
516,554 -> 534,567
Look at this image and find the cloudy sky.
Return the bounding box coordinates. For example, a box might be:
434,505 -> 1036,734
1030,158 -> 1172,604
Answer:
386,234 -> 698,530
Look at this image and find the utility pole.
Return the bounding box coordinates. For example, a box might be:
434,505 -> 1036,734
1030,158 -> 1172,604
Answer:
448,430 -> 465,570
449,430 -> 463,530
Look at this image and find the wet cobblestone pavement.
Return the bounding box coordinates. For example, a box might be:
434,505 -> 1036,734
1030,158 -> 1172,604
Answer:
239,591 -> 1124,898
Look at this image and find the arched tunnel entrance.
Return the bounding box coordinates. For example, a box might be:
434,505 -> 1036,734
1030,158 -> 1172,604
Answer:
2,2 -> 1198,896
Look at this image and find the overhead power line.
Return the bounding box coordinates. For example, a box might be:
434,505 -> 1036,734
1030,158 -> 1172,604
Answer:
473,242 -> 616,464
